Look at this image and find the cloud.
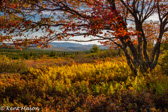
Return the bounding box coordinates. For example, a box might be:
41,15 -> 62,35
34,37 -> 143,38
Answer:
146,13 -> 159,21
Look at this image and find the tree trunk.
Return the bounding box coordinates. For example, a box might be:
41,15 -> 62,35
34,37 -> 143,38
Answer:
123,47 -> 161,75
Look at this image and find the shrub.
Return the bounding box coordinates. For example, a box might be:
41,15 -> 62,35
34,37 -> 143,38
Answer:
90,45 -> 100,53
0,56 -> 167,111
0,56 -> 28,73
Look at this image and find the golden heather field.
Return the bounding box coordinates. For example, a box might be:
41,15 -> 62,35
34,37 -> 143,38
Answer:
0,49 -> 168,111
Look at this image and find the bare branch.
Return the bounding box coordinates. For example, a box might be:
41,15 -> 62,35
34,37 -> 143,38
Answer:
164,27 -> 168,32
120,0 -> 137,18
157,1 -> 162,23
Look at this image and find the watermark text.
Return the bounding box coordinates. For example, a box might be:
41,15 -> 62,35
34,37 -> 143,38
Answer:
0,106 -> 40,111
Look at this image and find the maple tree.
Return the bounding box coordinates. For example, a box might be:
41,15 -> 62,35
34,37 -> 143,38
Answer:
0,0 -> 168,74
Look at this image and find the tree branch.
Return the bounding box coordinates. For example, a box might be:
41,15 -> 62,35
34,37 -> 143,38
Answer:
64,39 -> 105,42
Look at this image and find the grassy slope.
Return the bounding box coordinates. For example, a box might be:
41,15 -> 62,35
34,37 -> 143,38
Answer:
0,50 -> 167,111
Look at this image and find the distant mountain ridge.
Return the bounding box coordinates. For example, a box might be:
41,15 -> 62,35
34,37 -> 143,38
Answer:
1,42 -> 109,51
48,42 -> 108,51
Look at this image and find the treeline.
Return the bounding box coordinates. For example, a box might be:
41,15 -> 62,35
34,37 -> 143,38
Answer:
0,48 -> 78,59
0,47 -> 124,60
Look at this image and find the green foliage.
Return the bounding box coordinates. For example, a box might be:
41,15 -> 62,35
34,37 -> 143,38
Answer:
90,44 -> 100,53
49,51 -> 56,57
0,56 -> 28,73
159,50 -> 168,75
161,40 -> 168,51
